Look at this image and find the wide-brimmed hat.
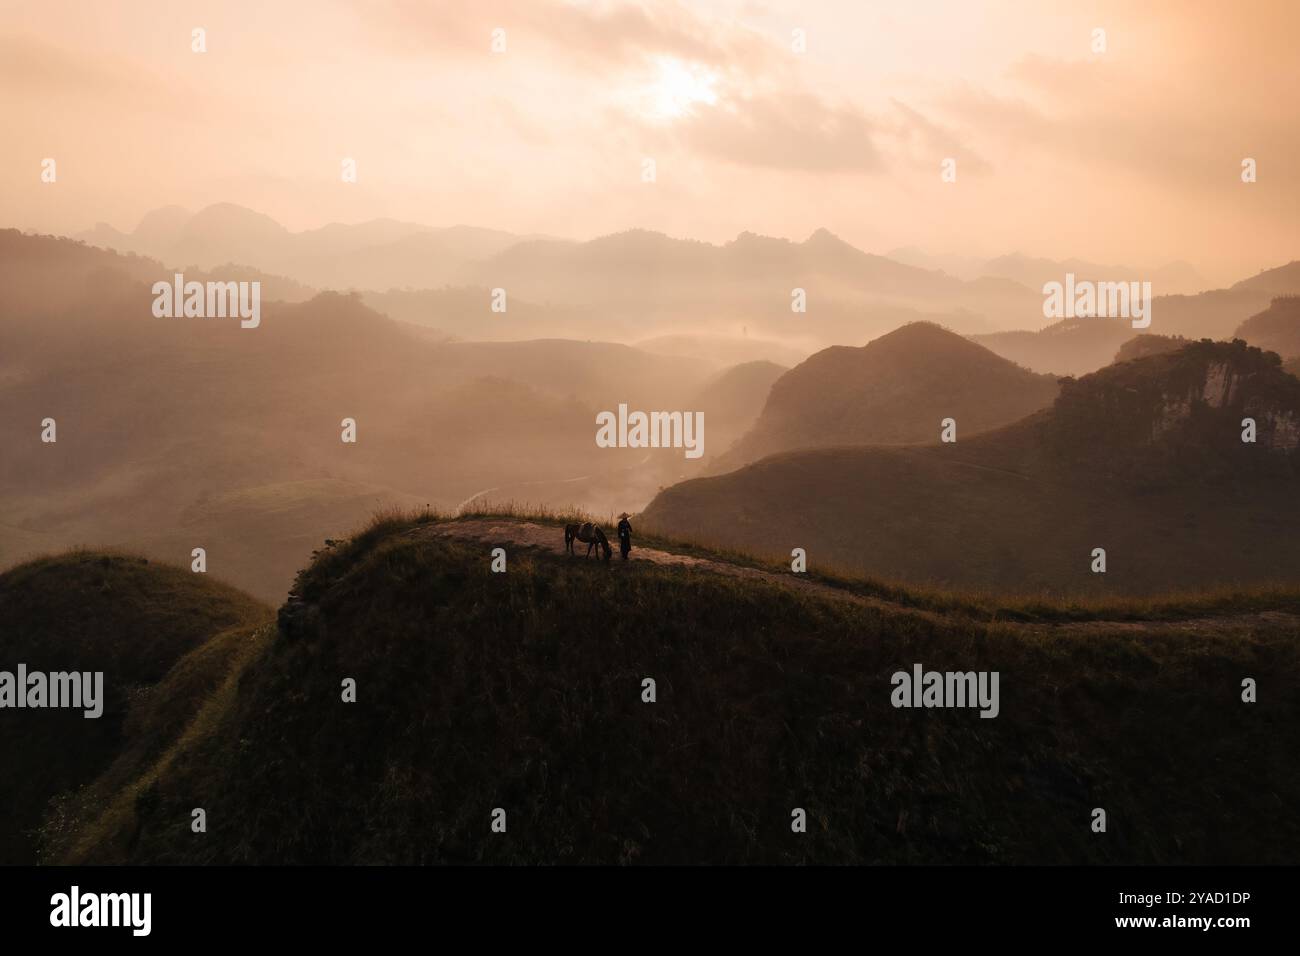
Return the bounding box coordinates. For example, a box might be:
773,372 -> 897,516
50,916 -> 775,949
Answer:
619,512 -> 630,519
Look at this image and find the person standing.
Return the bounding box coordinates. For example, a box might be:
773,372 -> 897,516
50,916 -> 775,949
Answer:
617,512 -> 633,560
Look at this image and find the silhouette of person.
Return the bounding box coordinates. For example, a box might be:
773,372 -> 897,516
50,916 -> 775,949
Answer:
617,512 -> 632,560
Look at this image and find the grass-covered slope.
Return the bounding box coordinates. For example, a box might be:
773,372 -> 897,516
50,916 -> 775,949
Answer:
0,551 -> 271,863
53,513 -> 1300,865
645,340 -> 1300,595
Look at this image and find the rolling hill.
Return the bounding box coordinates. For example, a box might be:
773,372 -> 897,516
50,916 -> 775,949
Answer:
0,552 -> 271,863
26,512 -> 1300,865
0,228 -> 313,347
689,360 -> 787,437
1234,295 -> 1300,359
0,232 -> 719,600
644,339 -> 1300,596
1232,261 -> 1300,297
971,317 -> 1145,377
714,322 -> 1058,470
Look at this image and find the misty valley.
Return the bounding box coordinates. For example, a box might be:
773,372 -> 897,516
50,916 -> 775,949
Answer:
5,4 -> 1300,941
4,23 -> 1300,879
4,224 -> 1300,606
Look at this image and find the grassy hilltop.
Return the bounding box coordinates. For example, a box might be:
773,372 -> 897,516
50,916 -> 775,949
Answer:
0,551 -> 270,863
10,510 -> 1298,866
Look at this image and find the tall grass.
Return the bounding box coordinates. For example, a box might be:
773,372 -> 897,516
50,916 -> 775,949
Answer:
341,504 -> 1300,625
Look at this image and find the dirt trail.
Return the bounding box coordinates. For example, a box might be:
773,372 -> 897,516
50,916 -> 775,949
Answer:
410,518 -> 1300,638
413,517 -> 932,620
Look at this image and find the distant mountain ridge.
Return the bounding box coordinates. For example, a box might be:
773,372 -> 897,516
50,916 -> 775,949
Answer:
887,246 -> 1209,295
981,252 -> 1208,297
76,203 -> 547,291
73,207 -> 1042,337
644,339 -> 1300,595
68,206 -> 1299,352
971,281 -> 1292,376
1232,261 -> 1300,296
0,231 -> 738,600
714,322 -> 1058,470
1234,295 -> 1300,359
460,227 -> 1039,321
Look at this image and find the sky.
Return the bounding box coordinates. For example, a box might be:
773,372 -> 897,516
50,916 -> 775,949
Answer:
2,0 -> 1296,285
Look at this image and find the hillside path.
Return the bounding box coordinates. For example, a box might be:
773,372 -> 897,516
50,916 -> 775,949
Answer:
409,518 -> 1300,638
410,517 -> 927,616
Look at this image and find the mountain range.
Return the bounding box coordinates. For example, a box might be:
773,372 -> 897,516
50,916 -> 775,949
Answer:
644,339 -> 1300,596
888,247 -> 1209,295
9,215 -> 1300,602
78,203 -> 540,292
71,204 -> 1300,362
0,231 -> 761,601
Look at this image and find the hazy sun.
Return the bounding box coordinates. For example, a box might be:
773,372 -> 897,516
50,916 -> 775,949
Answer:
644,57 -> 719,120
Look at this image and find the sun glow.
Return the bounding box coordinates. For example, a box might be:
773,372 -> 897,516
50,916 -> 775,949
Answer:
644,57 -> 719,120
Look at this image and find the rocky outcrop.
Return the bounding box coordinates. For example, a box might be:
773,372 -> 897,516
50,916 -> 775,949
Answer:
1049,338 -> 1300,477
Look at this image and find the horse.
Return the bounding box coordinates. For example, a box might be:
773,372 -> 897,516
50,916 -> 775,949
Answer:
564,522 -> 611,562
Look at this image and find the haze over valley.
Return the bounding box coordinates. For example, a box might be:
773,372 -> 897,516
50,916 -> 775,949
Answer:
5,198 -> 1300,601
5,0 -> 1300,883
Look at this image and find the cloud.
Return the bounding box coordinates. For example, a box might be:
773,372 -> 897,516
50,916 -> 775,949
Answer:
369,0 -> 772,71
372,1 -> 892,174
670,91 -> 882,172
888,100 -> 992,175
944,48 -> 1300,199
0,33 -> 176,103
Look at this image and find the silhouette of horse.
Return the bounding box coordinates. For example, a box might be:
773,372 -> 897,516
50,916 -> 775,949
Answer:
565,522 -> 611,561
